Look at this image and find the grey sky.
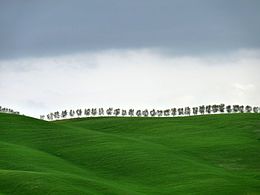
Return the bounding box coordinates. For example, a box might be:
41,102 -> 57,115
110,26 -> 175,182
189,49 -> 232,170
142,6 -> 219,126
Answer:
1,0 -> 260,59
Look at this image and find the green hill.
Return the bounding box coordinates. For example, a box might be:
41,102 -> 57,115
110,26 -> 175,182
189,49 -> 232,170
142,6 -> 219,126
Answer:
0,113 -> 260,194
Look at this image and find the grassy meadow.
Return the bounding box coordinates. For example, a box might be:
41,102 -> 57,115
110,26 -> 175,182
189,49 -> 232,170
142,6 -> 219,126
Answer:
0,113 -> 259,194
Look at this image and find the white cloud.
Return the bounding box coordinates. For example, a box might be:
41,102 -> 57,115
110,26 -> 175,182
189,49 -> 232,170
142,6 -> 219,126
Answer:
0,49 -> 260,117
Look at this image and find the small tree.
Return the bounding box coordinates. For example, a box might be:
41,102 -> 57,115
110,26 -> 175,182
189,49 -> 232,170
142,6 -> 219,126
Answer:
219,104 -> 225,113
84,109 -> 90,116
114,108 -> 120,116
193,107 -> 198,115
143,109 -> 149,117
171,108 -> 177,116
136,110 -> 142,117
245,105 -> 252,113
184,107 -> 191,116
233,105 -> 239,113
212,105 -> 219,113
76,109 -> 82,117
157,110 -> 163,117
178,108 -> 184,115
226,105 -> 232,113
206,105 -> 211,114
164,109 -> 170,116
91,108 -> 97,116
199,105 -> 205,115
239,106 -> 244,113
106,108 -> 113,116
150,109 -> 156,117
128,109 -> 135,117
61,110 -> 68,118
253,107 -> 259,113
99,108 -> 104,116
122,109 -> 127,116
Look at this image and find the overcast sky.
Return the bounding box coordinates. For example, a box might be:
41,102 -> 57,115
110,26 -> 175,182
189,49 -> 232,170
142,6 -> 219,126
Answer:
0,0 -> 260,117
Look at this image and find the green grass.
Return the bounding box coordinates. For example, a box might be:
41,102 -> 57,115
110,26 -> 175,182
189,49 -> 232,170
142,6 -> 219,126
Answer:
0,113 -> 260,194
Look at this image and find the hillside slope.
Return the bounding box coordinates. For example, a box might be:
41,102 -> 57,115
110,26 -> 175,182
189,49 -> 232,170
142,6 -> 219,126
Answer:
0,113 -> 260,194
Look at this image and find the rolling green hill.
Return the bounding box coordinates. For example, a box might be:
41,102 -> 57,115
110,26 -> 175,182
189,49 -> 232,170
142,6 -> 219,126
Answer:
0,113 -> 260,194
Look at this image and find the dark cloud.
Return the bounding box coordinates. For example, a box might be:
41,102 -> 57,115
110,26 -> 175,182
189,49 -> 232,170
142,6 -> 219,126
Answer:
0,0 -> 260,59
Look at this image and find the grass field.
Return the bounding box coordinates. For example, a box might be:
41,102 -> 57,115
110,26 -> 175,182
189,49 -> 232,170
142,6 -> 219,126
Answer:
0,113 -> 260,194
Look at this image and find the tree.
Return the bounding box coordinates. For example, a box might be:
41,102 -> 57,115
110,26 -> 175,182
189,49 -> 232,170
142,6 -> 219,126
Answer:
239,105 -> 244,113
253,107 -> 259,113
184,107 -> 190,116
128,109 -> 134,116
70,110 -> 75,117
212,105 -> 219,113
61,110 -> 68,118
47,113 -> 54,120
171,108 -> 177,116
122,109 -> 127,116
245,105 -> 252,113
157,110 -> 163,117
150,109 -> 156,116
76,109 -> 82,116
91,108 -> 97,116
206,105 -> 211,114
199,105 -> 205,115
233,105 -> 239,113
226,105 -> 232,113
106,108 -> 113,116
99,108 -> 104,116
54,111 -> 60,119
178,108 -> 184,115
136,110 -> 142,117
84,109 -> 90,116
219,104 -> 225,113
113,108 -> 120,116
164,109 -> 170,116
193,107 -> 198,115
143,109 -> 149,117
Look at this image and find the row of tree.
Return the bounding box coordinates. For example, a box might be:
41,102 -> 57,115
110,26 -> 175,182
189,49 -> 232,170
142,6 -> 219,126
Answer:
0,106 -> 20,115
41,104 -> 259,120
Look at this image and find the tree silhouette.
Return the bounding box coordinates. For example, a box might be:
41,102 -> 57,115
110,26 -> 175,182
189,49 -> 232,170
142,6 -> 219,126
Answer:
185,107 -> 191,116
212,105 -> 219,113
128,109 -> 135,117
178,108 -> 184,115
84,109 -> 90,116
253,107 -> 259,113
150,109 -> 156,117
143,109 -> 149,117
226,105 -> 232,113
76,109 -> 82,117
122,109 -> 127,116
114,108 -> 120,116
91,108 -> 97,116
157,110 -> 163,117
136,110 -> 142,117
193,107 -> 198,115
171,108 -> 177,116
106,108 -> 113,116
206,105 -> 211,114
219,104 -> 225,113
245,105 -> 252,113
61,110 -> 68,118
99,108 -> 104,116
199,105 -> 205,115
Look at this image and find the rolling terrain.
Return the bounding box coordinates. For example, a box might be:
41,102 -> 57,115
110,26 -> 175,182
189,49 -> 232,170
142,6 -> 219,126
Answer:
0,113 -> 260,194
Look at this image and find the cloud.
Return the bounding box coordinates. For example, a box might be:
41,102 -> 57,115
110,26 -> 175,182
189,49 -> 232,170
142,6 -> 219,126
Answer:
1,0 -> 260,59
0,48 -> 259,117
